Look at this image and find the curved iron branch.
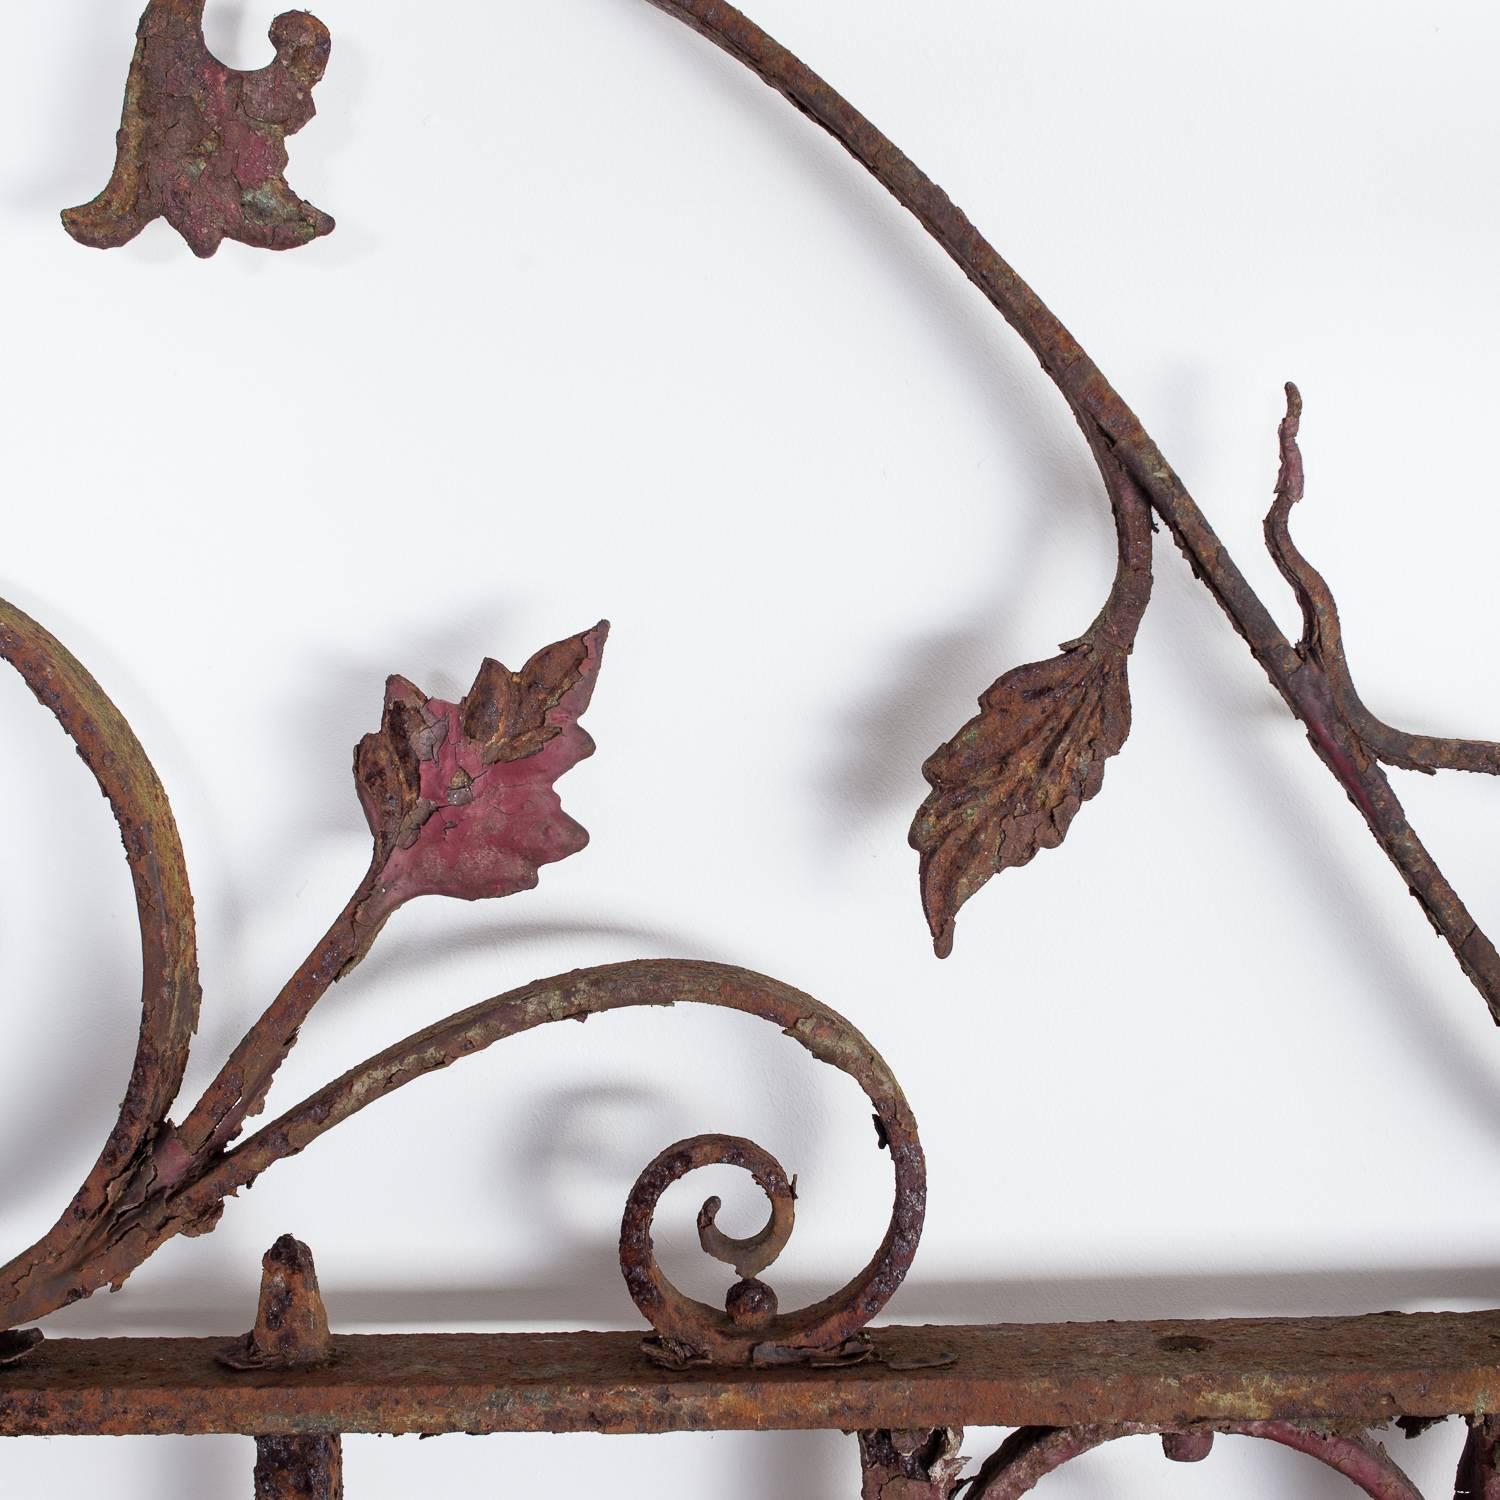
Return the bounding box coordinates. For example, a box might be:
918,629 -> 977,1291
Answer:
1266,383 -> 1500,777
967,1421 -> 1423,1500
1,961 -> 923,1367
643,0 -> 1500,1018
170,622 -> 609,1166
0,599 -> 200,1325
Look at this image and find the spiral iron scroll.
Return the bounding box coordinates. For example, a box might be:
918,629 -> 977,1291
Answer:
0,599 -> 922,1367
619,987 -> 925,1366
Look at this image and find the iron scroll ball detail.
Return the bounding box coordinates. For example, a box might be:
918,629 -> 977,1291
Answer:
24,3 -> 1500,1494
0,599 -> 923,1368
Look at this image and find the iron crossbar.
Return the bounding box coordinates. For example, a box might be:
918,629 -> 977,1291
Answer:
3,1312 -> 1496,1438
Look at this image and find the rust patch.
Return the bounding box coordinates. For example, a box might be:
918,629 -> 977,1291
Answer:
3,1313 -> 1499,1438
910,423 -> 1153,958
859,1428 -> 967,1500
1457,1416 -> 1500,1500
219,1235 -> 334,1372
254,1434 -> 343,1500
0,599 -> 200,1338
969,1421 -> 1424,1500
645,0 -> 1500,1022
64,0 -> 333,256
0,602 -> 918,1372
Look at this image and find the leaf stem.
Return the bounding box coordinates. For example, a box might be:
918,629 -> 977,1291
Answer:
643,0 -> 1500,1018
171,871 -> 398,1163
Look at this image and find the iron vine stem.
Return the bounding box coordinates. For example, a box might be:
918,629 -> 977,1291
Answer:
642,0 -> 1500,1019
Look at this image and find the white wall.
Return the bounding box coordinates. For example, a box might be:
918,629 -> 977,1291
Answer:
3,1 -> 1500,1495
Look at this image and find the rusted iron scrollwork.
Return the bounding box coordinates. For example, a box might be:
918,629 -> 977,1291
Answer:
621,1008 -> 923,1367
964,1422 -> 1425,1500
26,0 -> 1500,1496
639,0 -> 1500,1025
0,598 -> 921,1368
67,0 -> 1500,1036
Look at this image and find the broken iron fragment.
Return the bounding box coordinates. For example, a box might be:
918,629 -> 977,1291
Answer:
218,1234 -> 334,1373
64,0 -> 334,257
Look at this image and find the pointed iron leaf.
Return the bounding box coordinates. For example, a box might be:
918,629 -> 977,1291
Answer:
910,443 -> 1153,957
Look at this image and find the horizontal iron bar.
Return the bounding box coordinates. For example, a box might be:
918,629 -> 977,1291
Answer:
2,1311 -> 1496,1437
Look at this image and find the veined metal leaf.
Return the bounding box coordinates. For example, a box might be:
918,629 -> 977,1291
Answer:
911,444 -> 1153,957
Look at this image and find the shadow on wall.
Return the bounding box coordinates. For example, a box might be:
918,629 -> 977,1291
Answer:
60,1260 -> 1500,1336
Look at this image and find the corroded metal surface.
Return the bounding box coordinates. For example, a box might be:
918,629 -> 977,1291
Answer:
642,0 -> 1500,1013
911,432 -> 1152,958
1162,1430 -> 1215,1463
0,600 -> 200,1347
0,604 -> 921,1369
175,960 -> 923,1373
619,1010 -> 923,1367
64,0 -> 333,256
1264,387 -> 1500,779
224,1240 -> 343,1499
255,1436 -> 343,1500
622,1133 -> 799,1366
219,1236 -> 333,1373
1,1313 -> 1497,1437
17,2 -> 1500,1490
1457,1417 -> 1500,1500
174,621 -> 612,1165
967,1421 -> 1424,1500
352,626 -> 610,912
858,1428 -> 966,1500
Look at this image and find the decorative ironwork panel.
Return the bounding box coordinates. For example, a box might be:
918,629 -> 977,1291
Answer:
4,1 -> 1497,1496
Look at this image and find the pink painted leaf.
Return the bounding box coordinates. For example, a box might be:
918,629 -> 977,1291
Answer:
354,623 -> 608,909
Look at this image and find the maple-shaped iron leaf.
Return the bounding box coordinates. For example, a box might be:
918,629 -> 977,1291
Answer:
354,623 -> 608,909
910,442 -> 1153,957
